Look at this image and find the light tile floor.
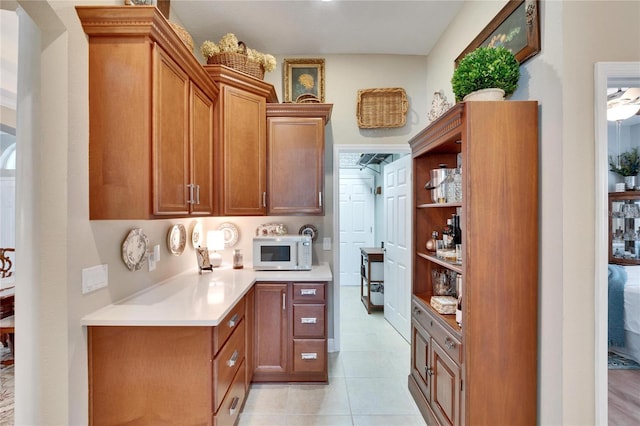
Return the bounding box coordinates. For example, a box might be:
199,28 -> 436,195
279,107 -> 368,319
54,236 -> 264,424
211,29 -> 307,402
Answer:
239,286 -> 427,426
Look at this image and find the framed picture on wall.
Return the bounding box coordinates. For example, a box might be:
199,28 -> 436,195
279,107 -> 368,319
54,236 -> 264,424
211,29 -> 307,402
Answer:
283,58 -> 325,103
455,0 -> 540,66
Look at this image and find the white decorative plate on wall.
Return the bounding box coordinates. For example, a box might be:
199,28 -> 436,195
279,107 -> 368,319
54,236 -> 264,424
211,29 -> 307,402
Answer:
191,222 -> 203,248
167,224 -> 187,256
218,222 -> 239,248
122,228 -> 149,271
298,224 -> 318,242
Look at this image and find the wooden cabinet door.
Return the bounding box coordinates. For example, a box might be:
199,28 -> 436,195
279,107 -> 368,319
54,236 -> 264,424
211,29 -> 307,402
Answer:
153,46 -> 190,216
411,321 -> 432,400
267,117 -> 324,215
431,340 -> 461,426
190,82 -> 214,215
219,85 -> 266,216
253,283 -> 288,380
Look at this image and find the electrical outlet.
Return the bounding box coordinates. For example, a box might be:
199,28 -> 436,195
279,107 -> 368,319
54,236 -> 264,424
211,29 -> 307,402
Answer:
82,264 -> 108,294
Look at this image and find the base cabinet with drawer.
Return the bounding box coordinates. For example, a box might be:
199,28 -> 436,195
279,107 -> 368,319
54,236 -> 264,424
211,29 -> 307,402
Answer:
87,297 -> 248,426
253,281 -> 328,382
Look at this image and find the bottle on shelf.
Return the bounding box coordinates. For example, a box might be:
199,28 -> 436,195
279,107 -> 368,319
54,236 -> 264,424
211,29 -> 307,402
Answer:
443,219 -> 453,249
451,214 -> 462,245
456,273 -> 462,326
426,231 -> 438,252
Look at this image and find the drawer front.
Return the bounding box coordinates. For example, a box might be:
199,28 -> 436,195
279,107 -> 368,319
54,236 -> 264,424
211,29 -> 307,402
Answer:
412,300 -> 462,364
292,339 -> 326,373
214,360 -> 246,426
293,304 -> 325,338
214,297 -> 245,355
292,282 -> 325,303
213,320 -> 245,411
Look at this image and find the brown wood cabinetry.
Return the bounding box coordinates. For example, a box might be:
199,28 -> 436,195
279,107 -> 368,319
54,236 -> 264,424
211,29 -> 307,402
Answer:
408,102 -> 539,426
253,281 -> 328,382
266,104 -> 332,215
87,295 -> 248,426
76,6 -> 218,219
205,65 -> 277,216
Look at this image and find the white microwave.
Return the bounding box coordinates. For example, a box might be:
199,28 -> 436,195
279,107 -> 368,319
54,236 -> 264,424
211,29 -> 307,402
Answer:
252,235 -> 312,271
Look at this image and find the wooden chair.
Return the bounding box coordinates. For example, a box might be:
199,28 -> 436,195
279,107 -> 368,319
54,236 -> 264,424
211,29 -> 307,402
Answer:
0,248 -> 15,365
0,248 -> 15,278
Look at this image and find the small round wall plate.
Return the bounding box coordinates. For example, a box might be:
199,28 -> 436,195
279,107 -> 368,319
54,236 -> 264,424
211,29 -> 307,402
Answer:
191,222 -> 203,248
298,224 -> 318,242
122,228 -> 149,271
167,224 -> 187,256
218,222 -> 239,248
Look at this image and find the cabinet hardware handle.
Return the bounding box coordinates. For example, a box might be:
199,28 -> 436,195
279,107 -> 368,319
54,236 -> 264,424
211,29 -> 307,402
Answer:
300,289 -> 317,296
413,307 -> 420,315
195,184 -> 200,205
187,184 -> 194,204
228,313 -> 239,328
227,350 -> 239,367
301,353 -> 318,360
319,192 -> 322,207
229,396 -> 239,416
445,337 -> 457,350
282,292 -> 286,310
426,367 -> 433,376
263,192 -> 267,207
301,317 -> 317,324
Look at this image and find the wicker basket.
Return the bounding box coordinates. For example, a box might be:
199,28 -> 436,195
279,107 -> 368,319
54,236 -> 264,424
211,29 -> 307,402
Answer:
169,22 -> 194,52
206,42 -> 265,80
356,88 -> 408,129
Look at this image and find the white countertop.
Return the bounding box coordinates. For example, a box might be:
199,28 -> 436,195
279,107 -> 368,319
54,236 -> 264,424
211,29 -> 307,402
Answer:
81,263 -> 332,327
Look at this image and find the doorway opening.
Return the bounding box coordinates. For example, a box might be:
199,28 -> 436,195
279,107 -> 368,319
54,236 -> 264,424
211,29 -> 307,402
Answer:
595,62 -> 640,425
332,144 -> 411,351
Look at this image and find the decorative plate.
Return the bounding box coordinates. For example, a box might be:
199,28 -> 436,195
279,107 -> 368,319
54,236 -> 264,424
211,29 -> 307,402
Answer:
298,224 -> 318,242
256,223 -> 288,236
191,222 -> 203,248
167,224 -> 187,256
218,222 -> 240,248
122,228 -> 149,271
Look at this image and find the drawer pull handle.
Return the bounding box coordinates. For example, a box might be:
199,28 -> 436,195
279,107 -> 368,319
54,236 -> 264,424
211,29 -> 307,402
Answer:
426,367 -> 434,377
228,313 -> 240,328
229,396 -> 240,416
227,350 -> 239,367
301,317 -> 317,324
445,337 -> 457,350
301,352 -> 318,360
413,307 -> 420,315
300,289 -> 317,296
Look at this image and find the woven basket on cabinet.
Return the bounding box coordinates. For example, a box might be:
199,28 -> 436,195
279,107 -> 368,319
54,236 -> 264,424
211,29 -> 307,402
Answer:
206,41 -> 265,80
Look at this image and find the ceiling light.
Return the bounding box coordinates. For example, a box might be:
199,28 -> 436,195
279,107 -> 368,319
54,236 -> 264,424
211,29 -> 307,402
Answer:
607,104 -> 640,122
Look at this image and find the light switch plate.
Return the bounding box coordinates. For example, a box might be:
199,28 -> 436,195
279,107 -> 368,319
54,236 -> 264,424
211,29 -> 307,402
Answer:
322,237 -> 331,251
82,264 -> 108,294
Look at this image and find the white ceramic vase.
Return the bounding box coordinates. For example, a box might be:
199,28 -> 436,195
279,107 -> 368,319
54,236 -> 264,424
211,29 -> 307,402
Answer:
462,88 -> 505,102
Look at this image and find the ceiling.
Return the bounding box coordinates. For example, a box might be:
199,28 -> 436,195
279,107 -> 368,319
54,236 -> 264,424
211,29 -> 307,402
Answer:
170,0 -> 465,56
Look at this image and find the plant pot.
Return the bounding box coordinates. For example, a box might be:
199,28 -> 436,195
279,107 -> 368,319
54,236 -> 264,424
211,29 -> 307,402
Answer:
625,175 -> 637,190
462,88 -> 505,102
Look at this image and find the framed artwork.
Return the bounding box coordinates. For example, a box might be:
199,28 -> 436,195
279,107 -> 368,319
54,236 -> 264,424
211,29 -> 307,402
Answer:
283,58 -> 325,103
455,0 -> 540,66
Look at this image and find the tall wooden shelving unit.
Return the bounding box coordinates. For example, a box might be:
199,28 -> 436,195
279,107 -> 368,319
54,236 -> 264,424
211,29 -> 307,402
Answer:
408,101 -> 539,426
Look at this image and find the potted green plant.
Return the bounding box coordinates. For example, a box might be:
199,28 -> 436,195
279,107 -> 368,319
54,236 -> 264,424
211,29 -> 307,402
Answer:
451,46 -> 520,102
610,147 -> 640,189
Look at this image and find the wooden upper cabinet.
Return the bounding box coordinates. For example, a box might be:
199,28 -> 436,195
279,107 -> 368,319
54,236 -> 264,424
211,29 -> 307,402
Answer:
76,6 -> 218,219
266,104 -> 332,216
205,65 -> 277,216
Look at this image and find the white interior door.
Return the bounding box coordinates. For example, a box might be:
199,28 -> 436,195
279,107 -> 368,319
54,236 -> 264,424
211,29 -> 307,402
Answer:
383,155 -> 412,341
339,174 -> 375,286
